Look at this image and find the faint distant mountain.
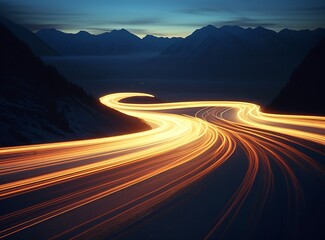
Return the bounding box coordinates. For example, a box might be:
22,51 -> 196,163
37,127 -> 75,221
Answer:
278,28 -> 325,58
0,17 -> 58,56
0,23 -> 149,147
36,28 -> 179,55
266,38 -> 325,115
34,23 -> 325,84
161,25 -> 324,59
154,25 -> 325,81
141,34 -> 182,52
36,29 -> 98,55
161,25 -> 281,58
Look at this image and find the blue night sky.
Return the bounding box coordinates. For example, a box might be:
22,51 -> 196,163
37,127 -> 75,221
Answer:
0,0 -> 324,37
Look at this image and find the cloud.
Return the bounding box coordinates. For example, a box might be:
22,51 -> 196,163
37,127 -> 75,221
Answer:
181,6 -> 229,15
0,1 -> 88,26
0,1 -> 26,20
167,17 -> 276,29
108,17 -> 162,26
1,0 -> 324,35
212,17 -> 276,28
23,23 -> 78,32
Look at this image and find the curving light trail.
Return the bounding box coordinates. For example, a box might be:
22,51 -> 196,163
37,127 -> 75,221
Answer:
0,92 -> 324,239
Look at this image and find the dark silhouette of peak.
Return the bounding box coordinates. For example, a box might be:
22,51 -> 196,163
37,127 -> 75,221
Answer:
202,24 -> 217,31
253,26 -> 277,37
0,23 -> 149,146
36,27 -> 146,55
190,25 -> 218,38
279,28 -> 290,33
143,34 -> 156,40
119,28 -> 129,33
76,30 -> 92,36
110,28 -> 139,38
99,29 -> 142,55
162,24 -> 247,57
314,27 -> 325,33
36,29 -> 67,39
266,38 -> 325,115
255,26 -> 267,31
117,28 -> 128,32
192,25 -> 245,37
157,25 -> 325,82
36,24 -> 181,55
0,17 -> 58,56
111,28 -> 128,34
141,34 -> 182,52
143,34 -> 181,41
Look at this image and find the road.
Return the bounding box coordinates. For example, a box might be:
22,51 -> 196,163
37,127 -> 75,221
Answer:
0,92 -> 324,239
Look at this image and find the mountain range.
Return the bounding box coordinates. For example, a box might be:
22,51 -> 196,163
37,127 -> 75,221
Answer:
266,38 -> 325,115
36,28 -> 181,56
33,24 -> 325,84
151,25 -> 325,81
35,24 -> 325,63
1,16 -> 324,129
0,23 -> 149,147
2,17 -> 325,83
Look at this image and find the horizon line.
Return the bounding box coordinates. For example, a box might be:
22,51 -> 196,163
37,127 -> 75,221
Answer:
33,24 -> 325,39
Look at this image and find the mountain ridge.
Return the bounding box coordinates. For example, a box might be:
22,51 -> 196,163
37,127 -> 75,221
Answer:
35,24 -> 325,62
266,38 -> 325,115
36,28 -> 180,55
0,23 -> 149,147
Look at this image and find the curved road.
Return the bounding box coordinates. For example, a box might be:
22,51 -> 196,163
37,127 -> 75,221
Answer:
0,92 -> 324,239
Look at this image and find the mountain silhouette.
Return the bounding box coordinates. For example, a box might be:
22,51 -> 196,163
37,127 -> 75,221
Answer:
141,34 -> 182,52
162,25 -> 249,57
33,23 -> 325,82
161,25 -> 324,58
155,25 -> 325,80
36,28 -> 179,55
0,17 -> 58,56
266,38 -> 325,115
0,23 -> 149,147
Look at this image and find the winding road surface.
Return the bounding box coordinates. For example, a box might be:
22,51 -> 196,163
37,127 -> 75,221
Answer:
0,92 -> 324,239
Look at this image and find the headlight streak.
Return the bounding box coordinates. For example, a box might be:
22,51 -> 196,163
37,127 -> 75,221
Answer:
0,92 -> 324,239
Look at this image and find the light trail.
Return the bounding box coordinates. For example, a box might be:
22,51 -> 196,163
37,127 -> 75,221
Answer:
0,92 -> 324,239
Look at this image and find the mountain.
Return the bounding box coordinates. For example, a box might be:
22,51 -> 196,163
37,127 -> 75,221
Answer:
154,25 -> 325,81
35,24 -> 325,59
265,38 -> 325,115
36,29 -> 179,55
161,25 -> 325,59
278,28 -> 325,58
161,25 -> 280,57
100,29 -> 143,55
141,34 -> 182,52
33,23 -> 325,86
36,29 -> 103,55
0,23 -> 149,147
0,17 -> 58,56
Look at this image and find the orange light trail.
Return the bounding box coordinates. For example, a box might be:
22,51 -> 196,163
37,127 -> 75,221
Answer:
0,92 -> 324,239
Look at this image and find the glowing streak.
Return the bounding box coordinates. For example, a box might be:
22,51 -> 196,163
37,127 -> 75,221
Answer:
0,92 -> 324,239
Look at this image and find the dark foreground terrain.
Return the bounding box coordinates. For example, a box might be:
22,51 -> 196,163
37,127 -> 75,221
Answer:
267,38 -> 325,115
0,23 -> 148,147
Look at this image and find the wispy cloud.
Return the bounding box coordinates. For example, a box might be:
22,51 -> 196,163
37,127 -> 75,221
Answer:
109,18 -> 162,26
212,17 -> 276,28
180,6 -> 230,15
1,0 -> 324,35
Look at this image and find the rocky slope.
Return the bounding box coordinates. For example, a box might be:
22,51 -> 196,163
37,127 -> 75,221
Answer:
0,23 -> 149,147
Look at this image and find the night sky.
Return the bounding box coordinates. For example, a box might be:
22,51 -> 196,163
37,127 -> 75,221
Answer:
0,0 -> 324,37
